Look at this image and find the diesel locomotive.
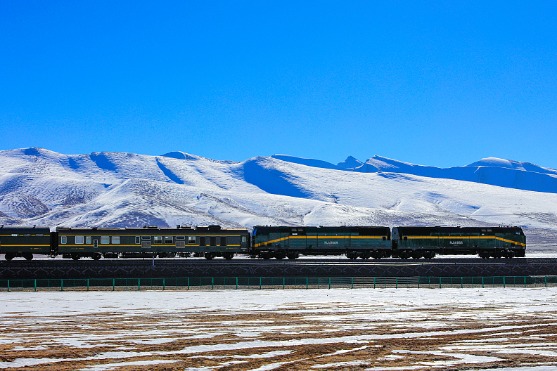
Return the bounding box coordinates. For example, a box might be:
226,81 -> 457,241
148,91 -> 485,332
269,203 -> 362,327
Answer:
0,224 -> 526,261
252,225 -> 526,260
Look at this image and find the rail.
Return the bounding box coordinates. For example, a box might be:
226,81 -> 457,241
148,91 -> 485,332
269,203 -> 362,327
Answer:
1,275 -> 556,291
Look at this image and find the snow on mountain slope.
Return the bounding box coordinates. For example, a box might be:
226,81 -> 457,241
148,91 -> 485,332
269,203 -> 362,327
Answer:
0,148 -> 556,250
276,154 -> 557,193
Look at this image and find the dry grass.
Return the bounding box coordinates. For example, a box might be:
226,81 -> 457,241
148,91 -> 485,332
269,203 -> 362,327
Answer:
2,298 -> 557,370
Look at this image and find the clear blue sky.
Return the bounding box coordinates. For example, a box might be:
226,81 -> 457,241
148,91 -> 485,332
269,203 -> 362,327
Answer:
1,1 -> 556,168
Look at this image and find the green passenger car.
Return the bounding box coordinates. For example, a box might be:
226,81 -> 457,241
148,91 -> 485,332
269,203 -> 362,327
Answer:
251,226 -> 392,260
392,226 -> 526,259
0,226 -> 53,261
56,225 -> 250,260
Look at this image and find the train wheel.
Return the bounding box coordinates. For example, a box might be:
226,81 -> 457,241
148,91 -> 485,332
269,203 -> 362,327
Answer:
24,253 -> 33,261
92,253 -> 101,260
204,252 -> 215,260
223,253 -> 234,260
287,252 -> 299,260
424,251 -> 436,259
274,251 -> 286,260
372,251 -> 383,259
5,253 -> 14,261
71,254 -> 80,261
346,251 -> 358,260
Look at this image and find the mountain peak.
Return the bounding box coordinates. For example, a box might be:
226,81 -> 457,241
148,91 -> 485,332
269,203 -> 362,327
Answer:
337,156 -> 362,170
16,147 -> 64,159
467,157 -> 517,168
271,155 -> 338,170
367,155 -> 416,170
162,151 -> 201,161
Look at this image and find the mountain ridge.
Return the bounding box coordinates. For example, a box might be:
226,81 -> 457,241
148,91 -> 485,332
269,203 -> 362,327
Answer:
271,153 -> 557,194
1,147 -> 556,251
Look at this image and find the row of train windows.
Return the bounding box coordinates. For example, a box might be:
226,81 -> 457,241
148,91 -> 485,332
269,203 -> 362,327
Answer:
60,236 -> 232,246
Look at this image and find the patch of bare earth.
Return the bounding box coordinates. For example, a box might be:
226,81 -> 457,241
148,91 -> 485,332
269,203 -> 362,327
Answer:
2,300 -> 557,370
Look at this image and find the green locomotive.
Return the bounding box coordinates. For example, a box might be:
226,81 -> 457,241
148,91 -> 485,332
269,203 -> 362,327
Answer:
0,226 -> 53,261
56,225 -> 250,260
1,224 -> 527,261
392,226 -> 526,259
251,225 -> 392,259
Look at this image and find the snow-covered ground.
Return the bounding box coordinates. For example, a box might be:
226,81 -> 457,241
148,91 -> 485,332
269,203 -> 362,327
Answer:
2,288 -> 557,370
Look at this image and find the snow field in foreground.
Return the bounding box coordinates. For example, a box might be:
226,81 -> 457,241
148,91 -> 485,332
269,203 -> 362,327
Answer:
1,288 -> 557,370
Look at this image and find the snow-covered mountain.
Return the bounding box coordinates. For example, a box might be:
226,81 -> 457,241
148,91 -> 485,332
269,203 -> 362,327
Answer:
1,148 -> 556,251
273,154 -> 557,193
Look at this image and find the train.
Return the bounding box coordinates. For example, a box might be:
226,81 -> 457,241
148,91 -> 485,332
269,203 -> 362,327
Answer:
0,224 -> 526,261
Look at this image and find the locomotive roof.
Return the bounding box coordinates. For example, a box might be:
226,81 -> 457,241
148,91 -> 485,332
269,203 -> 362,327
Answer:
253,225 -> 389,231
393,226 -> 524,235
253,225 -> 390,233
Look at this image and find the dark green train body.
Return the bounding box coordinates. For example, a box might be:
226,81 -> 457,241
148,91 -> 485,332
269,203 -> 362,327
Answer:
392,226 -> 526,259
1,224 -> 527,261
251,226 -> 392,259
56,225 -> 250,260
0,226 -> 53,261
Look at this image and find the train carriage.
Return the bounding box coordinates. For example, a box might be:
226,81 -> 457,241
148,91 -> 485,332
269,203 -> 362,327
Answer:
392,226 -> 526,259
1,223 -> 527,261
0,226 -> 53,261
251,225 -> 392,259
56,225 -> 250,260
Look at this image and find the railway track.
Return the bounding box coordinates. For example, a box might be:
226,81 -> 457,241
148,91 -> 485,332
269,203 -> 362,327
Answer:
3,256 -> 555,264
1,257 -> 557,279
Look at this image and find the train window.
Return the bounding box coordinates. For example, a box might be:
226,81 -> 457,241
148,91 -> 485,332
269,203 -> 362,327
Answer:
200,237 -> 206,246
112,236 -> 120,244
101,236 -> 110,244
220,237 -> 227,246
61,236 -> 67,244
135,236 -> 140,244
188,236 -> 196,244
154,236 -> 163,243
141,236 -> 151,241
86,236 -> 92,244
176,236 -> 185,241
242,236 -> 247,243
75,236 -> 84,244
210,237 -> 216,246
164,236 -> 173,244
